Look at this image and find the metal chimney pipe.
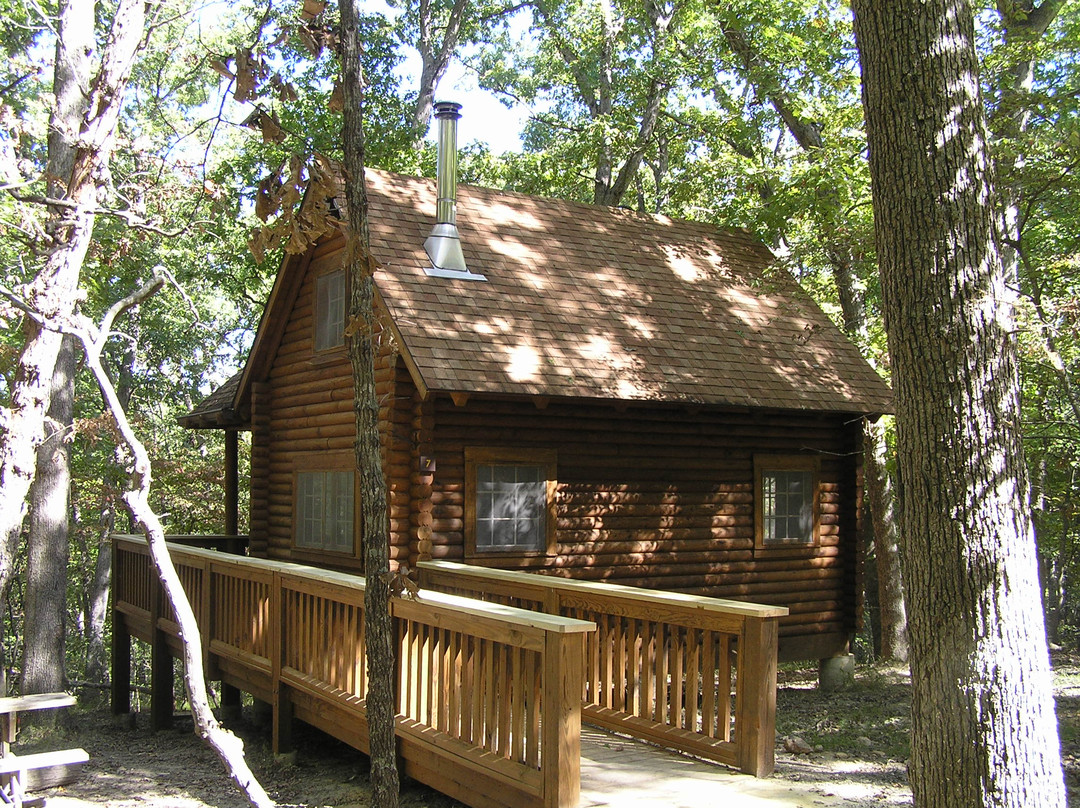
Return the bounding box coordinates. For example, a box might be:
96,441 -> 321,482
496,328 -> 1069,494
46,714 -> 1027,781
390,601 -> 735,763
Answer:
434,101 -> 460,226
424,101 -> 473,276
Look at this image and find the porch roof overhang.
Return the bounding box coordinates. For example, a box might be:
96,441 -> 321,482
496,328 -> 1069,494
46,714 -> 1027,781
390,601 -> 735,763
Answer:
176,371 -> 248,430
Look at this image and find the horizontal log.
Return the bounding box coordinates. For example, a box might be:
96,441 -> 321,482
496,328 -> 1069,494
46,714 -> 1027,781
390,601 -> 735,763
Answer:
269,412 -> 356,432
268,363 -> 350,389
556,515 -> 752,531
434,402 -> 848,435
553,538 -> 760,556
271,385 -> 356,411
554,527 -> 749,543
272,399 -> 354,421
559,499 -> 754,517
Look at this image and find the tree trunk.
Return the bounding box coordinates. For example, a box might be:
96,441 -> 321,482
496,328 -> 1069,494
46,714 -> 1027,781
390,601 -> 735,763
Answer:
72,277 -> 274,808
852,2 -> 1064,806
22,334 -> 76,697
863,420 -> 907,663
412,0 -> 469,138
83,522 -> 114,688
0,0 -> 145,602
340,2 -> 400,806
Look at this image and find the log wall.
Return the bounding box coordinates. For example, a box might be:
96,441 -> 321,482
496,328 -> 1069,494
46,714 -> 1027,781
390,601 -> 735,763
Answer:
421,396 -> 864,661
248,239 -> 415,570
247,240 -> 865,660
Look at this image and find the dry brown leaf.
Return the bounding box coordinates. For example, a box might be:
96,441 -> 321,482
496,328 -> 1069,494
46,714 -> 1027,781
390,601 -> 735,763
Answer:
295,25 -> 320,57
328,82 -> 344,112
279,81 -> 299,103
284,220 -> 309,254
259,110 -> 286,144
210,59 -> 234,80
234,47 -> 256,102
302,0 -> 327,19
247,229 -> 266,264
254,172 -> 276,222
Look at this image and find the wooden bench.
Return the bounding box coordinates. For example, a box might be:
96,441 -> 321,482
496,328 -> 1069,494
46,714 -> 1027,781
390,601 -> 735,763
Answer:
0,749 -> 89,807
0,693 -> 87,808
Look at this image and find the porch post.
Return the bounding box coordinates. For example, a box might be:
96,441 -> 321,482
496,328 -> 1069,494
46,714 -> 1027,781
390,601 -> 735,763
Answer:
735,616 -> 779,776
220,429 -> 244,713
224,430 -> 240,551
150,570 -> 174,730
110,538 -> 131,715
541,631 -> 582,808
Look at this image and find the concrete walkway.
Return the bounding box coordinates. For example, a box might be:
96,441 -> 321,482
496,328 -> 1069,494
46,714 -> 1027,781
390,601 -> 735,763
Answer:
579,726 -> 850,808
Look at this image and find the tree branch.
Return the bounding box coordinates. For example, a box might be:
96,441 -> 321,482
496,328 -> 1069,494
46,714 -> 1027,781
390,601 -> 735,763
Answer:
5,190 -> 211,238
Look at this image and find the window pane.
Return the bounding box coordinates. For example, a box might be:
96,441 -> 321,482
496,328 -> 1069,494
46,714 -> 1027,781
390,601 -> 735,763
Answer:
295,469 -> 354,553
315,271 -> 345,351
762,469 -> 813,544
475,463 -> 546,551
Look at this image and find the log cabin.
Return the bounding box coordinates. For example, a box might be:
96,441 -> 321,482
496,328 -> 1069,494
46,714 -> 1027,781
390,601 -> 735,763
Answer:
180,102 -> 892,670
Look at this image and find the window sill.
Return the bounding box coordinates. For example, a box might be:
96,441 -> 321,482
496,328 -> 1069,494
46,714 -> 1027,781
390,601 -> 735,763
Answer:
463,553 -> 556,569
290,546 -> 363,571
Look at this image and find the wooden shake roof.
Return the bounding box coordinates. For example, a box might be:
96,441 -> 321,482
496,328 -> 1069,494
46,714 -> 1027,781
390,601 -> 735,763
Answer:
367,170 -> 890,413
181,168 -> 891,428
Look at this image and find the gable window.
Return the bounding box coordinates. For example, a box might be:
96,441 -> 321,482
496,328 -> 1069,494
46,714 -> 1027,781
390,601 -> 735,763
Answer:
314,269 -> 346,352
465,448 -> 557,558
293,452 -> 357,560
754,455 -> 820,548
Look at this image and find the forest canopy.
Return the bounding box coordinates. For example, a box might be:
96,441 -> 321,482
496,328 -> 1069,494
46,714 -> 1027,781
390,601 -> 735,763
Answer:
0,1 -> 1076,804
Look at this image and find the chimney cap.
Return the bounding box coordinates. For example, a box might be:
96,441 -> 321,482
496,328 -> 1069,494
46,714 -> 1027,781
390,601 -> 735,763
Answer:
433,100 -> 462,119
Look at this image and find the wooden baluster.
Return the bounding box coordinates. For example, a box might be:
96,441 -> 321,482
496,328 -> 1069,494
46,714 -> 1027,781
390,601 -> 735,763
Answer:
653,623 -> 667,723
719,635 -> 732,742
701,631 -> 716,738
669,626 -> 684,727
685,627 -> 700,732
527,650 -> 541,769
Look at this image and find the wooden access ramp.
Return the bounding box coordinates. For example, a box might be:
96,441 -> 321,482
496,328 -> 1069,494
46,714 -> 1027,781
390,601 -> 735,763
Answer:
111,537 -> 790,808
578,726 -> 850,808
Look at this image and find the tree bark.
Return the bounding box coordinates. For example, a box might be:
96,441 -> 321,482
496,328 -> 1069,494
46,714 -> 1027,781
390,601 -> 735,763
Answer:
70,276 -> 274,808
22,334 -> 76,697
340,1 -> 400,806
412,0 -> 470,137
0,0 -> 145,602
863,420 -> 907,663
852,2 -> 1064,806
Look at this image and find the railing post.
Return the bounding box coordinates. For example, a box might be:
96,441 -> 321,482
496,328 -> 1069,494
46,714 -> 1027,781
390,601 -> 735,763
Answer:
110,543 -> 131,716
150,563 -> 173,731
734,616 -> 779,777
271,572 -> 293,754
541,631 -> 582,808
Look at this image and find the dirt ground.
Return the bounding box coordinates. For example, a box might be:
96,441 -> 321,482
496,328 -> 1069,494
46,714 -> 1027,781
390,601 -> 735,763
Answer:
14,656 -> 1080,808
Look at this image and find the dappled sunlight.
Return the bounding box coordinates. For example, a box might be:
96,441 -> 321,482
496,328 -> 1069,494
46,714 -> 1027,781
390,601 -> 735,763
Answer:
505,342 -> 541,382
484,200 -> 544,231
623,315 -> 655,340
663,244 -> 703,283
367,168 -> 891,414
